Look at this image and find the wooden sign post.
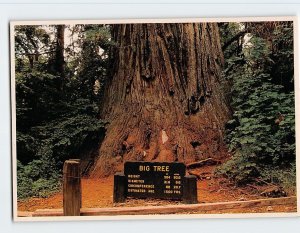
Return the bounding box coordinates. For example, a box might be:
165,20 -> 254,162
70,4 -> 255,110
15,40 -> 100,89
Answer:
183,175 -> 198,204
113,172 -> 126,203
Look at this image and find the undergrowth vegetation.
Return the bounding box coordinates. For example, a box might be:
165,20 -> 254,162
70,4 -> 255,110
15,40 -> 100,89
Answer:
217,22 -> 295,193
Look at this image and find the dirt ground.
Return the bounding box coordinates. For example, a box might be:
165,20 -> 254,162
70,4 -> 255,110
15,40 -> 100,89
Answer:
17,165 -> 297,214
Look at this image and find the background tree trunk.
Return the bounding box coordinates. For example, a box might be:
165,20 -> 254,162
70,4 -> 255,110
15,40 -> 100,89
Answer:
47,25 -> 65,86
54,25 -> 65,78
90,23 -> 232,177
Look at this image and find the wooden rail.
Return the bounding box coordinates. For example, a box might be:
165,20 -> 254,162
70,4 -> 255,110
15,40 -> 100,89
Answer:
19,196 -> 296,217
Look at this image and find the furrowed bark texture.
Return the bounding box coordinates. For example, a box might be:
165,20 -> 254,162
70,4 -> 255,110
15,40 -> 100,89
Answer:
90,23 -> 231,177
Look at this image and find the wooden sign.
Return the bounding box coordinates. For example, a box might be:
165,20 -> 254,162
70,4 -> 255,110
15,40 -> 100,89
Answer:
113,162 -> 197,204
124,161 -> 186,199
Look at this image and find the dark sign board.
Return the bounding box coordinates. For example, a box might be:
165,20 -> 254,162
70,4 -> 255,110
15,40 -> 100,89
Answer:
124,161 -> 186,200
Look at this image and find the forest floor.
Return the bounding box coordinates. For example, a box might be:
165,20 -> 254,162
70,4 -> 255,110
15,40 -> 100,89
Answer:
17,164 -> 297,214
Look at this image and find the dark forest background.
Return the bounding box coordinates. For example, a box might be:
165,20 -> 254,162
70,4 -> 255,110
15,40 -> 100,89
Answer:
14,22 -> 295,199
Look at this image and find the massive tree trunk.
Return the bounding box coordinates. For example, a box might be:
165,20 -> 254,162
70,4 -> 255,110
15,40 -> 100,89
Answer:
90,23 -> 231,177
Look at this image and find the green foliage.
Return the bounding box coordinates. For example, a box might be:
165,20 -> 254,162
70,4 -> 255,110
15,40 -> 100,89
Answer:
15,25 -> 110,199
84,25 -> 115,50
16,72 -> 106,199
17,159 -> 61,199
260,164 -> 296,195
218,22 -> 295,189
32,104 -> 106,165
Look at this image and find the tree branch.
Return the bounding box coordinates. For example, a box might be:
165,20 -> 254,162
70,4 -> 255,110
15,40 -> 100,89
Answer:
222,30 -> 249,51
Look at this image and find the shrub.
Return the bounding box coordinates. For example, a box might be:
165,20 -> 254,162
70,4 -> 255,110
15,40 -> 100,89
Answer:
217,22 -> 295,189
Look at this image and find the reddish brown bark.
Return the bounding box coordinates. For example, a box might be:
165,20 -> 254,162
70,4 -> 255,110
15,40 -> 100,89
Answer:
90,23 -> 231,177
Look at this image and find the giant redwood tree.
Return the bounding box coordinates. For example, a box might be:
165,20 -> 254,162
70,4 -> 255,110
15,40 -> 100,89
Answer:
90,23 -> 232,177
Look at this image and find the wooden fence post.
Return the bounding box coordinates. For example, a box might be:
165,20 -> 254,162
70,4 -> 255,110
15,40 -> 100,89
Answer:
69,159 -> 82,208
113,172 -> 126,203
63,160 -> 81,216
183,175 -> 198,204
